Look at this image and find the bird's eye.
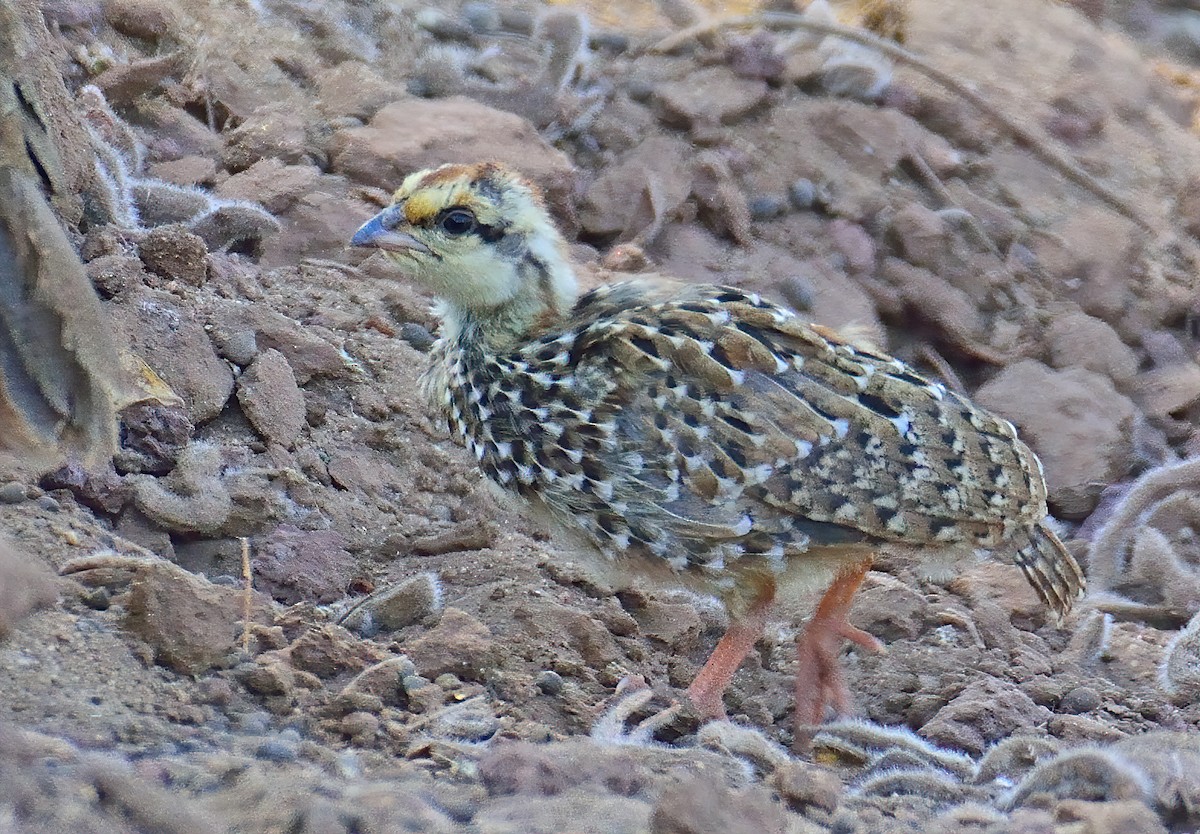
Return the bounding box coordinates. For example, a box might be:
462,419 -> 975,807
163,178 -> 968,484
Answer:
438,208 -> 477,236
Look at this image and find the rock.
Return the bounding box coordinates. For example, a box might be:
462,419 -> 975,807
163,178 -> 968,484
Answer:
0,539 -> 58,641
772,761 -> 843,813
85,253 -> 147,299
206,298 -> 346,384
39,462 -> 131,515
110,291 -> 234,424
974,360 -> 1136,518
578,136 -> 692,241
629,599 -> 702,651
237,349 -> 306,447
329,97 -> 575,214
476,789 -> 651,834
146,155 -> 219,187
105,0 -> 180,41
215,159 -> 321,215
1046,311 -> 1138,386
236,658 -> 296,697
1135,362 -> 1200,418
286,624 -> 385,679
403,607 -> 501,682
888,202 -> 949,270
221,105 -> 318,173
124,562 -> 261,675
850,580 -> 929,642
114,402 -> 193,475
254,524 -> 356,605
920,678 -> 1052,756
653,66 -> 769,129
314,61 -> 405,121
1058,685 -> 1102,714
827,219 -> 876,273
340,572 -> 442,634
514,601 -> 620,666
649,774 -> 787,834
1031,207 -> 1138,322
137,224 -> 210,286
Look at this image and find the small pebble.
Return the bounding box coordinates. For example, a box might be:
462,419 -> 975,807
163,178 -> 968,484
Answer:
534,670 -> 564,695
234,711 -> 272,734
625,79 -> 655,103
435,673 -> 463,690
255,738 -> 299,762
1060,686 -> 1102,714
402,674 -> 432,692
788,178 -> 816,210
0,482 -> 27,504
748,195 -> 788,221
779,275 -> 816,312
415,7 -> 473,41
35,496 -> 60,512
590,31 -> 629,52
81,588 -> 111,611
461,1 -> 499,33
400,322 -> 437,352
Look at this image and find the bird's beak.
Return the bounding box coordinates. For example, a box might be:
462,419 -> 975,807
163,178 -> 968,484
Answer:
351,205 -> 433,255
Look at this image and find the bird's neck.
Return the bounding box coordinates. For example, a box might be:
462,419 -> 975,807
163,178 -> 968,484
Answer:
440,246 -> 578,354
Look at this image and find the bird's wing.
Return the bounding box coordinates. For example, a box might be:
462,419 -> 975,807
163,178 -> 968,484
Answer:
533,281 -> 1047,560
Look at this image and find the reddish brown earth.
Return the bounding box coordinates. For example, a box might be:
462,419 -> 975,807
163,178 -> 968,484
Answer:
3,0 -> 1200,831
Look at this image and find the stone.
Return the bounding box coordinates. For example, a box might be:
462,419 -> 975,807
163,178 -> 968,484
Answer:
654,66 -> 769,129
1046,311 -> 1138,386
253,524 -> 356,605
237,349 -> 306,448
0,539 -> 58,641
137,224 -> 209,286
920,678 -> 1052,756
110,290 -> 234,424
649,774 -> 787,834
974,360 -> 1136,518
124,562 -> 262,675
215,159 -> 322,215
403,608 -> 501,682
329,97 -> 575,214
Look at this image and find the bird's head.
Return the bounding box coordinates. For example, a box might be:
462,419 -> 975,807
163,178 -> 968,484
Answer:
351,162 -> 577,345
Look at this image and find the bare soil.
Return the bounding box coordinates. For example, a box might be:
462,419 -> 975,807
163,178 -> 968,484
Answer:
4,0 -> 1200,832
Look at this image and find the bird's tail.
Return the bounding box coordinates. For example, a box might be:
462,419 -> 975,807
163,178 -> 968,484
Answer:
1012,523 -> 1087,622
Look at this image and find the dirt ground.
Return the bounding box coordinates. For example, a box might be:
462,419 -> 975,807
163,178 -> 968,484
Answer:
4,0 -> 1200,831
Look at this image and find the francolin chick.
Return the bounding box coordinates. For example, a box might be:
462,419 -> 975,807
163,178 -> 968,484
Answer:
351,162 -> 1085,743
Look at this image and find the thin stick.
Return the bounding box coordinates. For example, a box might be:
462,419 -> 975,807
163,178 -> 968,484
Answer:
653,12 -> 1155,232
241,536 -> 252,653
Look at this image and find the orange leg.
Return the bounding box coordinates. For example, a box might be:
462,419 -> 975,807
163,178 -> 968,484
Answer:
685,584 -> 775,720
793,560 -> 882,744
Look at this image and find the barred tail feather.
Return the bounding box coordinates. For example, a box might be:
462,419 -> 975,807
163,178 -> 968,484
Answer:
1013,523 -> 1086,622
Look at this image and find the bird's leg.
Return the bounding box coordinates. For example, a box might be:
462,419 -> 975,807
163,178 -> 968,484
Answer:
793,560 -> 882,746
685,584 -> 775,720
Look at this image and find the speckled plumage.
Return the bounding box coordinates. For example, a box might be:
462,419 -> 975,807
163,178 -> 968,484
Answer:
351,161 -> 1085,728
423,276 -> 1082,618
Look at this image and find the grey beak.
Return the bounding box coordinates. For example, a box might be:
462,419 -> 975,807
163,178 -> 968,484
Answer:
351,205 -> 433,255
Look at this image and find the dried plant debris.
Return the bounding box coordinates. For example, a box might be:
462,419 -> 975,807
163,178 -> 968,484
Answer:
1002,731 -> 1200,825
78,85 -> 278,252
800,0 -> 895,101
1158,608 -> 1200,702
1086,457 -> 1200,626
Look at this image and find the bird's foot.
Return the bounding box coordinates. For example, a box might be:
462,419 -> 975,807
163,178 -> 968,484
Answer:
591,675 -> 685,746
792,612 -> 884,751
